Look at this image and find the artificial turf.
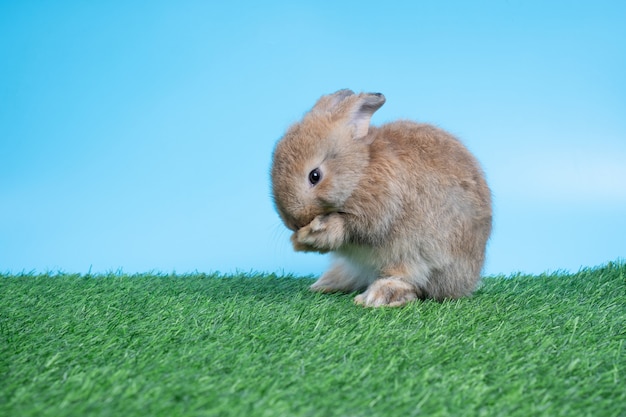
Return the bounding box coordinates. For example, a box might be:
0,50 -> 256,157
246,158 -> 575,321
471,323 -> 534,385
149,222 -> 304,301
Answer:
1,261 -> 624,416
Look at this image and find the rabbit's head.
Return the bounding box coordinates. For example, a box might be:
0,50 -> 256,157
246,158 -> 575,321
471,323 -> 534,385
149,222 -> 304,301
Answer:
271,89 -> 385,231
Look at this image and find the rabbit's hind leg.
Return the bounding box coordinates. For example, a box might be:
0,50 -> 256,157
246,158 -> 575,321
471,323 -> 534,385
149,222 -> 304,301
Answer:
354,277 -> 421,307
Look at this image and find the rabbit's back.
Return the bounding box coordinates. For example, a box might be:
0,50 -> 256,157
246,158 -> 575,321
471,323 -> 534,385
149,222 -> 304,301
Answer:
343,121 -> 492,299
350,120 -> 491,232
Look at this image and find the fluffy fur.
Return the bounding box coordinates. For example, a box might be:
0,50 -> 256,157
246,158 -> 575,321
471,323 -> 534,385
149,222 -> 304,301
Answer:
271,90 -> 492,307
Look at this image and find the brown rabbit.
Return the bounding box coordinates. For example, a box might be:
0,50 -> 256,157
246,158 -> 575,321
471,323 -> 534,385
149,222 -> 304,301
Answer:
271,89 -> 492,307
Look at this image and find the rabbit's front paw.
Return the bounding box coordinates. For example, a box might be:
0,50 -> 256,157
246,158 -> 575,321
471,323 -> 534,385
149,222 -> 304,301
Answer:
290,233 -> 325,253
294,214 -> 345,252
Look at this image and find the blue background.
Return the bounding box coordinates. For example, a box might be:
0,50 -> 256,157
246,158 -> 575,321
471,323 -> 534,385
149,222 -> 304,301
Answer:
2,1 -> 624,276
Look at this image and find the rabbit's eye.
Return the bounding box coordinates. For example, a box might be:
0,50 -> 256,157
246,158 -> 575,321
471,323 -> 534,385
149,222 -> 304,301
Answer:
308,168 -> 322,186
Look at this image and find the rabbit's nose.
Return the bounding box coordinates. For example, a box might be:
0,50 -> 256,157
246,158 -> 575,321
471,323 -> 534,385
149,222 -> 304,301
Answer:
285,216 -> 301,232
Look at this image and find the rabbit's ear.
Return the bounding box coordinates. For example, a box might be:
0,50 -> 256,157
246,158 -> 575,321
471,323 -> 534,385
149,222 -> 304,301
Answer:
312,89 -> 355,113
349,93 -> 386,139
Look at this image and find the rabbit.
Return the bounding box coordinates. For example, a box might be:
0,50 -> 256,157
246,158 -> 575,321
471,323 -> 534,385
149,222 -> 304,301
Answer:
271,89 -> 492,307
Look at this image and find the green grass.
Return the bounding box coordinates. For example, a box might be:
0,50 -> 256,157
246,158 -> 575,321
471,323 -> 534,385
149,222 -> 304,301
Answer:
1,262 -> 624,417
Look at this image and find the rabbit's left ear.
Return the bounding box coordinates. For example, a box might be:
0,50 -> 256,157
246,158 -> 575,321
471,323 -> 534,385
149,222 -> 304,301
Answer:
349,93 -> 386,139
312,89 -> 355,113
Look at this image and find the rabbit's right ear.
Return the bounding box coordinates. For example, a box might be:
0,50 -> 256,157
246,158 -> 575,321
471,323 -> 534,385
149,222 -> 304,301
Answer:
311,89 -> 355,113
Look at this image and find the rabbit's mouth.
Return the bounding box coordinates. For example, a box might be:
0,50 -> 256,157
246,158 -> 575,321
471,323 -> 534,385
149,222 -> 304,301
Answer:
283,206 -> 338,232
290,216 -> 315,232
282,214 -> 308,232
292,217 -> 314,232
286,220 -> 300,232
275,203 -> 308,232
